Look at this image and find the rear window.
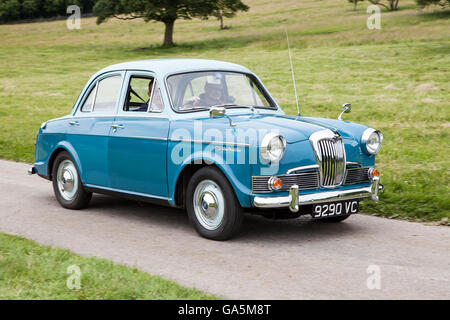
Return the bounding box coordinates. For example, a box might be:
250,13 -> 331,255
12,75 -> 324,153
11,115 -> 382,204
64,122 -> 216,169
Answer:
93,76 -> 122,112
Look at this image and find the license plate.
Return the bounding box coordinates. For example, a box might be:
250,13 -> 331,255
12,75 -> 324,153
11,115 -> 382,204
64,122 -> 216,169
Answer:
312,200 -> 359,219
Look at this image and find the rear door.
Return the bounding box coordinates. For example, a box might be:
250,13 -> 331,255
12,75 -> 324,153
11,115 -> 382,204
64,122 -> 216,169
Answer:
67,72 -> 124,187
108,71 -> 169,198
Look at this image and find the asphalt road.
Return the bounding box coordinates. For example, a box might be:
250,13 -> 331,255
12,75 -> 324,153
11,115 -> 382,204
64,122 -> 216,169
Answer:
0,159 -> 449,299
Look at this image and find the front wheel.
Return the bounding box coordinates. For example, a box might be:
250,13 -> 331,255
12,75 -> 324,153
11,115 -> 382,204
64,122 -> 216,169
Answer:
52,151 -> 92,209
186,167 -> 243,240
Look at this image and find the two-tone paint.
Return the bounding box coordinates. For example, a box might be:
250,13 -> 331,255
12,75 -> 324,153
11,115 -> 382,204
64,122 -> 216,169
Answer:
32,59 -> 381,211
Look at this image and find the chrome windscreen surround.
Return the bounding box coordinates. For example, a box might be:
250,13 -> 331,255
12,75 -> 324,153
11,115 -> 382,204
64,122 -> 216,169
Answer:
309,129 -> 346,188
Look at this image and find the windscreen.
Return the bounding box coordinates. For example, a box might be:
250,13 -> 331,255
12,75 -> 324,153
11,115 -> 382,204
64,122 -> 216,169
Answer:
167,71 -> 275,112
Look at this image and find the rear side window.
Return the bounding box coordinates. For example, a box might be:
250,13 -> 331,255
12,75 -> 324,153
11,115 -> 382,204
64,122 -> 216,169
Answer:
93,76 -> 122,112
79,75 -> 122,113
80,85 -> 96,112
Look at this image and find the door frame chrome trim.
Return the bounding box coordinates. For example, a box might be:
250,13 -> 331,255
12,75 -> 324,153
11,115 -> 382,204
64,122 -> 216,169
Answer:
168,138 -> 249,148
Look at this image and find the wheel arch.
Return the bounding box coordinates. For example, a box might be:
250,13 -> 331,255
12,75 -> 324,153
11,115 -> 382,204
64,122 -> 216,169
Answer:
171,157 -> 252,209
48,143 -> 83,181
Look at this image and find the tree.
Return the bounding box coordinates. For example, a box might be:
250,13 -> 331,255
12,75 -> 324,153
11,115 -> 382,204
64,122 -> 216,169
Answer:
43,0 -> 97,17
212,0 -> 248,30
0,0 -> 97,23
347,0 -> 364,10
93,0 -> 218,47
368,0 -> 400,10
416,0 -> 449,8
0,0 -> 22,22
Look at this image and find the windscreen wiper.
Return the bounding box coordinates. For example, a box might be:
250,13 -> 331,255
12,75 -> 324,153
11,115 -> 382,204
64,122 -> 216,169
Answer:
179,106 -> 210,112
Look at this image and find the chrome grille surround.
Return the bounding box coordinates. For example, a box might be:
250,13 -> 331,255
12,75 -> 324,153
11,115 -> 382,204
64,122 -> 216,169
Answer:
309,129 -> 346,188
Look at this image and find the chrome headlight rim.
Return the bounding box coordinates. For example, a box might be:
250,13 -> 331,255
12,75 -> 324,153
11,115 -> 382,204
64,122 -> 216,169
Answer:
361,128 -> 383,155
260,133 -> 286,162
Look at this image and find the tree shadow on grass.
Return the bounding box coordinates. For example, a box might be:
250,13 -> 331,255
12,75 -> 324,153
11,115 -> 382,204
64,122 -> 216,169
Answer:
131,34 -> 274,53
128,27 -> 318,54
417,8 -> 450,20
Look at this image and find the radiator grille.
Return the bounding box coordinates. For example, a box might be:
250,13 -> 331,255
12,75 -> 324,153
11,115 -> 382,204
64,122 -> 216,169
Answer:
344,167 -> 370,185
252,171 -> 319,193
317,138 -> 346,187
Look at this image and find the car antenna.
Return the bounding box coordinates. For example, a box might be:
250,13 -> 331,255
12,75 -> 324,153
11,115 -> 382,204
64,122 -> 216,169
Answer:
286,30 -> 300,118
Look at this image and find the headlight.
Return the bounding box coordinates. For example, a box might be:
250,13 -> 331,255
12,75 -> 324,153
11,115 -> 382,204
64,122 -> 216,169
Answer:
260,133 -> 286,162
361,128 -> 383,155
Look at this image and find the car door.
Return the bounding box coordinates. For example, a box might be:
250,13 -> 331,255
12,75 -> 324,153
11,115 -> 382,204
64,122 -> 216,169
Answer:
67,72 -> 124,187
108,72 -> 169,198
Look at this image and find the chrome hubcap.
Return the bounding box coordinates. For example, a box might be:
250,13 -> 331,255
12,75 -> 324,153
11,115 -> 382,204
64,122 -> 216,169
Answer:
57,160 -> 78,201
62,170 -> 74,192
193,180 -> 224,230
200,192 -> 218,218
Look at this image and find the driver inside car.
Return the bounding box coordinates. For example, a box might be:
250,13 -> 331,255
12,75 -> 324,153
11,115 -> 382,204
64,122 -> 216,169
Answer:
137,80 -> 155,112
182,75 -> 225,109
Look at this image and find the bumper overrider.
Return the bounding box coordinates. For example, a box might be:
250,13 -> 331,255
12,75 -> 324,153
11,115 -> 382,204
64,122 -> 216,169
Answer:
254,174 -> 383,213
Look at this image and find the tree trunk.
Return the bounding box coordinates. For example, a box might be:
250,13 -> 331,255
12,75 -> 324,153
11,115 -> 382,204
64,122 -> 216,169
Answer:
354,1 -> 357,10
220,14 -> 224,30
389,0 -> 399,10
394,0 -> 399,10
163,19 -> 175,47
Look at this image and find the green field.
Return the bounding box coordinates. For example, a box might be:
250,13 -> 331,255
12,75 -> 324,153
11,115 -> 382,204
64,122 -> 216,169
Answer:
0,0 -> 449,222
0,232 -> 217,299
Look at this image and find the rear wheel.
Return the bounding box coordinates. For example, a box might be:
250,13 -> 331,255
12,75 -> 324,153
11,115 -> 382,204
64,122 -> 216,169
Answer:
52,151 -> 92,209
186,167 -> 243,240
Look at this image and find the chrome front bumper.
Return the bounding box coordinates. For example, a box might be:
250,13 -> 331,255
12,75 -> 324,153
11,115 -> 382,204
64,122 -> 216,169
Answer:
253,177 -> 383,213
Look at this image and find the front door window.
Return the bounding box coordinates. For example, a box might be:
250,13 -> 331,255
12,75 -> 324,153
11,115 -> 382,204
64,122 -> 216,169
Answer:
123,76 -> 164,113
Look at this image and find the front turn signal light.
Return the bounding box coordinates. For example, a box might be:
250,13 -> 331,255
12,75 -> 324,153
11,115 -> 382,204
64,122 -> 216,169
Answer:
368,168 -> 380,180
268,177 -> 283,191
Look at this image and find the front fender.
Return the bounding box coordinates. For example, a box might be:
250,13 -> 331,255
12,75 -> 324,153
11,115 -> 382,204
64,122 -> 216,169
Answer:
168,150 -> 253,207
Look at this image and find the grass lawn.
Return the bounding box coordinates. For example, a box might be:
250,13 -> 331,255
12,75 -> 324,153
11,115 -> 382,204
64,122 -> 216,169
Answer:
0,232 -> 217,299
0,0 -> 449,222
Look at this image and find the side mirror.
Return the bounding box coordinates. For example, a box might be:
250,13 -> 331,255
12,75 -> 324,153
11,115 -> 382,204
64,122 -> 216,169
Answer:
338,103 -> 351,120
210,106 -> 226,118
209,106 -> 235,127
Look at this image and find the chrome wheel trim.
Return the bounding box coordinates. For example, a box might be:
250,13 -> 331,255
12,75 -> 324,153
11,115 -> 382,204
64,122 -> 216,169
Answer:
193,179 -> 225,231
56,160 -> 79,201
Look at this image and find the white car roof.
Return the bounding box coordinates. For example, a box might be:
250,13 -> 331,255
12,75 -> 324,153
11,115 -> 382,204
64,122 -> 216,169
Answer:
94,59 -> 252,78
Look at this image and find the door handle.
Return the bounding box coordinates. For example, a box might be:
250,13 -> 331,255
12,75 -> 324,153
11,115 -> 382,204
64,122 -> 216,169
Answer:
111,124 -> 124,132
69,121 -> 79,126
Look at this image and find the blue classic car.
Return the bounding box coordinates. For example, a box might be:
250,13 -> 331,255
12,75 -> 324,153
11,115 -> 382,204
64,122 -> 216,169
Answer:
29,59 -> 383,240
